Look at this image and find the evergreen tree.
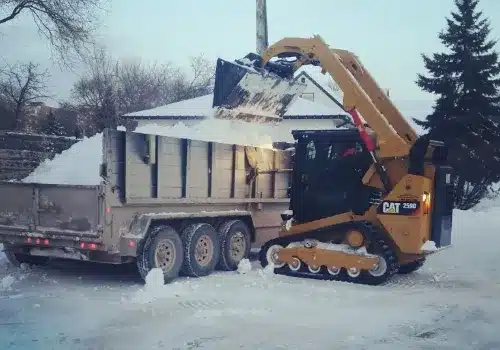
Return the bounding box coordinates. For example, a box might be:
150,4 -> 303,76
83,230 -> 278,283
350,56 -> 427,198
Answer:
415,0 -> 500,209
42,110 -> 66,136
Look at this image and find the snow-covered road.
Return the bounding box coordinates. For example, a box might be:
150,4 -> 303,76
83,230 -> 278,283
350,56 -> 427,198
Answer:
1,207 -> 500,350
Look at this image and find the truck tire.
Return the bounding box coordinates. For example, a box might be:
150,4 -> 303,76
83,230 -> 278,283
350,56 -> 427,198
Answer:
398,258 -> 426,274
136,225 -> 184,283
180,223 -> 220,277
4,248 -> 49,267
216,220 -> 251,271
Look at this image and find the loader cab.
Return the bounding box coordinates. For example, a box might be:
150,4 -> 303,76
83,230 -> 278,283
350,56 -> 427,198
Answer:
290,129 -> 374,224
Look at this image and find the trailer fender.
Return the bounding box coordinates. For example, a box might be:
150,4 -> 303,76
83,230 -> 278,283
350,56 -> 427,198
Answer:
120,210 -> 256,257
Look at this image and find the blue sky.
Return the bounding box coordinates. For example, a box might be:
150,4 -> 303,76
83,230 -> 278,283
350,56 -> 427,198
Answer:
1,0 -> 499,112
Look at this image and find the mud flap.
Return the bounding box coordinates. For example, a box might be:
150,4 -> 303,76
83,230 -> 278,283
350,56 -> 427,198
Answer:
212,55 -> 306,123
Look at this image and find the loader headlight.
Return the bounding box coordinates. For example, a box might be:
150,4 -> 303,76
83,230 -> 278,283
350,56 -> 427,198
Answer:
422,192 -> 431,214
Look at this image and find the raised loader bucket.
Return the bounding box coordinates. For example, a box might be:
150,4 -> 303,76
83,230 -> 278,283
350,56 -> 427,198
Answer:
212,53 -> 307,123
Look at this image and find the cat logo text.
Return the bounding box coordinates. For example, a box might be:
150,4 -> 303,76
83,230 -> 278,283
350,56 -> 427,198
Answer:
377,201 -> 420,216
382,202 -> 400,214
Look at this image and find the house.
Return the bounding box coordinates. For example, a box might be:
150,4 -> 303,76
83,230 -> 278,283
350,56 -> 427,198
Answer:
122,92 -> 352,143
295,71 -> 431,135
26,102 -> 54,117
294,71 -> 345,111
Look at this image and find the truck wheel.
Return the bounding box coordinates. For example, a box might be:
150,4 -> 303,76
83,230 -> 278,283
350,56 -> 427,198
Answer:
180,223 -> 220,277
216,220 -> 251,271
4,248 -> 48,267
137,225 -> 184,283
398,258 -> 426,274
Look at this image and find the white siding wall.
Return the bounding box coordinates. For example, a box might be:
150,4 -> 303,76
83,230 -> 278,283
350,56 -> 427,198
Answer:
298,75 -> 343,111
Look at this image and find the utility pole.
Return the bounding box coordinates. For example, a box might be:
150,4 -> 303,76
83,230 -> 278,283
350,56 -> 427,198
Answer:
256,0 -> 268,56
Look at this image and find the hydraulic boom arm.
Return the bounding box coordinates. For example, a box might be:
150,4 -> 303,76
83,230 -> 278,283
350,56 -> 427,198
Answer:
260,35 -> 418,159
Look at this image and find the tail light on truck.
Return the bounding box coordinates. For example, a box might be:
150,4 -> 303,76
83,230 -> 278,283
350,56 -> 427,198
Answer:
79,242 -> 98,250
25,237 -> 49,245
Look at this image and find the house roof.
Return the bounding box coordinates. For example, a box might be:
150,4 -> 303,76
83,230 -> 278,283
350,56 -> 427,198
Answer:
122,93 -> 349,120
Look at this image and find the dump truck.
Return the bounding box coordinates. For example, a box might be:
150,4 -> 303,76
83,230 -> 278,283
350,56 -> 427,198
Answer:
0,129 -> 293,282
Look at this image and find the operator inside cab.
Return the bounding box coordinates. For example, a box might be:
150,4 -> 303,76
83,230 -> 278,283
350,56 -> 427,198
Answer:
341,124 -> 376,159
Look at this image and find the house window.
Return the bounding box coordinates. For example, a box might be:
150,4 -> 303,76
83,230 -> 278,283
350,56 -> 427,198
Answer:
300,92 -> 314,102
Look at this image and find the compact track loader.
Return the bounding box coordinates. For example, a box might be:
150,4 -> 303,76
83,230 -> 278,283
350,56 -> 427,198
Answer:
212,35 -> 454,285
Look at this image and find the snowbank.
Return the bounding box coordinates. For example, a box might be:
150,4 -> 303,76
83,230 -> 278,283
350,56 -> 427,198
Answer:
20,119 -> 294,186
144,268 -> 165,291
472,186 -> 500,212
0,243 -> 6,268
237,258 -> 252,274
1,274 -> 15,291
0,243 -> 15,292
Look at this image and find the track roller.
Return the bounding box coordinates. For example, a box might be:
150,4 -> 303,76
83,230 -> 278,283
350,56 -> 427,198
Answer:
347,267 -> 361,278
327,266 -> 341,276
288,257 -> 302,271
308,264 -> 321,273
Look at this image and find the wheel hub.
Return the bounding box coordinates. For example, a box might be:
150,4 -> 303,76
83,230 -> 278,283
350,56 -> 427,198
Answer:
229,231 -> 246,261
154,239 -> 176,272
195,234 -> 214,266
288,257 -> 301,271
347,267 -> 361,278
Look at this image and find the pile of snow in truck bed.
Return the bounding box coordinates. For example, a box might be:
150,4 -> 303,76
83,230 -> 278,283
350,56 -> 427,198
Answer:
21,119 -> 293,186
22,131 -> 104,186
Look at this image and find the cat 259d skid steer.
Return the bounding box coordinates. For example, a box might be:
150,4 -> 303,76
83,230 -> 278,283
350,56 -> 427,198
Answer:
212,35 -> 454,285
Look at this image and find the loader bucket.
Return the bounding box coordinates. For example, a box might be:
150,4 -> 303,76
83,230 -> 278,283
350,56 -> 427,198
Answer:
212,54 -> 307,123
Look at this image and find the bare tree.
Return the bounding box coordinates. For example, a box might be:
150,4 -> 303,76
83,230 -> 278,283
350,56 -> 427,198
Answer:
0,0 -> 107,66
68,49 -> 216,134
70,46 -> 116,134
115,59 -> 180,114
169,54 -> 215,101
0,61 -> 50,130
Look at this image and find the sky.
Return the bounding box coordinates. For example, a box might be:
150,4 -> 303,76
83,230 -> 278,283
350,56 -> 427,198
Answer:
0,0 -> 499,115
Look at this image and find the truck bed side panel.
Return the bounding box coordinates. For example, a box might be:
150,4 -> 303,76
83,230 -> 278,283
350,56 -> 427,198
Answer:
107,129 -> 293,203
157,136 -> 183,198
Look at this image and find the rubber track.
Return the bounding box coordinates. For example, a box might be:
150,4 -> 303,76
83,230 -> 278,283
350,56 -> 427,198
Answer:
259,220 -> 399,286
397,257 -> 426,275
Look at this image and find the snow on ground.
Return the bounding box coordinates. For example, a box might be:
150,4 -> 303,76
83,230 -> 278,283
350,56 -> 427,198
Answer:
1,207 -> 500,349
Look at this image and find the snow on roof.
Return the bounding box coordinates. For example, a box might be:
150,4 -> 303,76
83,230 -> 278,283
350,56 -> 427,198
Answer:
123,93 -> 348,119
